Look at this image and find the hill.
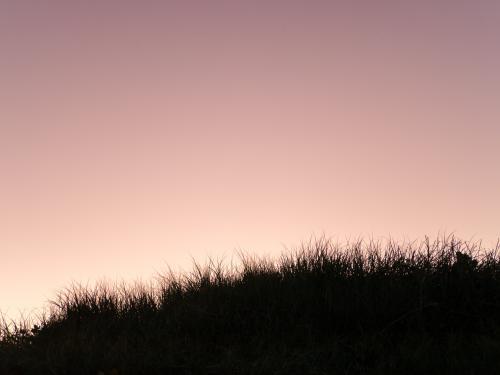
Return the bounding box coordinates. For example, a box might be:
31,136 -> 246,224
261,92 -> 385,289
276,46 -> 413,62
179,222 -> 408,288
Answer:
2,236 -> 500,374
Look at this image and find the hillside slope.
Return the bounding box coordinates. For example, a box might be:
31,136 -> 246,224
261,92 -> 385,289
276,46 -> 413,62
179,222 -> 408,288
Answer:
2,236 -> 500,374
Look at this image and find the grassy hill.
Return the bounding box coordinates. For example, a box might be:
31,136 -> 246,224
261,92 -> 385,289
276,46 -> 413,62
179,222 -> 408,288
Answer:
2,236 -> 500,374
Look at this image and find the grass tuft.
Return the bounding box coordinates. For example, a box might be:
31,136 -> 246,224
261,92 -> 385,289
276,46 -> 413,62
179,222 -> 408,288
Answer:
2,235 -> 500,374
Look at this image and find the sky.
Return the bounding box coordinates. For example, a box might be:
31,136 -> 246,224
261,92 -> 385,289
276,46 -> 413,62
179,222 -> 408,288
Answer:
1,1 -> 499,319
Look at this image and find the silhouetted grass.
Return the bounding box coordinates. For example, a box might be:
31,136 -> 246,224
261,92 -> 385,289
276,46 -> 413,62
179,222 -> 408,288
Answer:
2,235 -> 500,374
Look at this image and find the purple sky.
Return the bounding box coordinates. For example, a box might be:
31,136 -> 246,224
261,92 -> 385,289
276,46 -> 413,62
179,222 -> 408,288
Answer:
1,1 -> 499,319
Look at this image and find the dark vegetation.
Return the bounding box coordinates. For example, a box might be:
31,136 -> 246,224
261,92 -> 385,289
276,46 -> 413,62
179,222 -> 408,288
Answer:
2,236 -> 500,374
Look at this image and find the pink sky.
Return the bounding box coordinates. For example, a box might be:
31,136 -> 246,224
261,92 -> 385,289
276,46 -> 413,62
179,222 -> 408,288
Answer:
1,1 -> 499,319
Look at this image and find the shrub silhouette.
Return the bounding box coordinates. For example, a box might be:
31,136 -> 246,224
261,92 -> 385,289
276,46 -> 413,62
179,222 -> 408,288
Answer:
453,251 -> 478,274
1,235 -> 500,374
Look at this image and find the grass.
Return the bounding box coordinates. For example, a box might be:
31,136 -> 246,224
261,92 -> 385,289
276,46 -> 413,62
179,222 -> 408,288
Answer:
1,235 -> 500,374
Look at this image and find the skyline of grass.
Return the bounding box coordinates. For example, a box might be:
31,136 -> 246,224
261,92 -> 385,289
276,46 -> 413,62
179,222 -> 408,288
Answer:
2,234 -> 500,374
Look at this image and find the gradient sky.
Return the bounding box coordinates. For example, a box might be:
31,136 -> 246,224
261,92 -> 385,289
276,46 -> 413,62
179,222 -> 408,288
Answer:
1,1 -> 499,319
